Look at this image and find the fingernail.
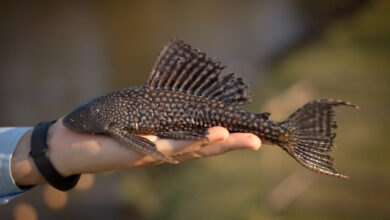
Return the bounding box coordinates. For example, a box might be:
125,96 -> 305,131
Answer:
247,134 -> 261,150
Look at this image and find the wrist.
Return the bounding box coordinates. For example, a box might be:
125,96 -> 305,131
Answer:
11,130 -> 46,186
10,120 -> 82,187
45,120 -> 75,177
29,120 -> 81,191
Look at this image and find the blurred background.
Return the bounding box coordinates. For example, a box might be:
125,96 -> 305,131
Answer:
1,0 -> 389,219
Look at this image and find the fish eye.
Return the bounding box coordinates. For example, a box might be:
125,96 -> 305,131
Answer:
91,107 -> 100,114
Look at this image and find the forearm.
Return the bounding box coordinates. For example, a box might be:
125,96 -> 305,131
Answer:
10,120 -> 155,187
0,127 -> 35,204
10,120 -> 98,186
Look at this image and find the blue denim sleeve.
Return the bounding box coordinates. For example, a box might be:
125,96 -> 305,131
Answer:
0,127 -> 33,204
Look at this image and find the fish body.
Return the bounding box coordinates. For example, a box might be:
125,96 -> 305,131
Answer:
65,86 -> 279,139
63,39 -> 359,179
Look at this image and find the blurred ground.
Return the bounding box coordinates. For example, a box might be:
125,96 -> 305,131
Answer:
0,1 -> 389,219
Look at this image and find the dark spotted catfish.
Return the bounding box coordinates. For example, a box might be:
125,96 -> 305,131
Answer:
63,39 -> 359,179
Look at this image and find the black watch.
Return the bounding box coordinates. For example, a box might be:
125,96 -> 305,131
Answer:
29,120 -> 80,191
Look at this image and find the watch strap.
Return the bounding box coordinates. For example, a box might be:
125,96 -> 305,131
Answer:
30,120 -> 80,191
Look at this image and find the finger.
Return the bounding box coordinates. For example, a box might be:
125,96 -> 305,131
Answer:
196,133 -> 261,157
141,127 -> 229,156
230,133 -> 262,150
207,126 -> 230,142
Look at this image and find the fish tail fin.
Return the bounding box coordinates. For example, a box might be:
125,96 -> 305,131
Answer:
279,99 -> 359,179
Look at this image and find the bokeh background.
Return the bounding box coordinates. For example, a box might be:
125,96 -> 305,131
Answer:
1,0 -> 389,219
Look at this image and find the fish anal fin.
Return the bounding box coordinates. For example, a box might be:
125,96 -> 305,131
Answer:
159,129 -> 209,141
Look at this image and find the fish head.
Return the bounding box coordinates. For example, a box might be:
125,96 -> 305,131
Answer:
63,96 -> 108,133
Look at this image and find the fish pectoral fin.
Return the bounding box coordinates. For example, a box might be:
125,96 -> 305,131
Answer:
110,131 -> 178,164
159,129 -> 209,141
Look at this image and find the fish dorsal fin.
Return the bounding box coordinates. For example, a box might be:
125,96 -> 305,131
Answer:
146,38 -> 252,105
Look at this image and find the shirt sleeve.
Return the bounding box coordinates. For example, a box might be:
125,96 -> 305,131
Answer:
0,127 -> 33,204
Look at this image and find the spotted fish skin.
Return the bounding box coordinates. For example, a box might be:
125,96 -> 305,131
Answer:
63,39 -> 359,179
72,87 -> 274,136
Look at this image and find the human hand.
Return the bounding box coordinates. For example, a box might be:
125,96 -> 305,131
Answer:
11,119 -> 261,186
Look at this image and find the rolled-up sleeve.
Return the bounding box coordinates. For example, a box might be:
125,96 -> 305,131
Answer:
0,127 -> 32,204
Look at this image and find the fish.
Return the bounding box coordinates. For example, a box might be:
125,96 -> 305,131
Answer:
63,38 -> 359,179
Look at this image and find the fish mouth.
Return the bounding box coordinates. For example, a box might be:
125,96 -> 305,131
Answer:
62,116 -> 86,132
62,117 -> 74,129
